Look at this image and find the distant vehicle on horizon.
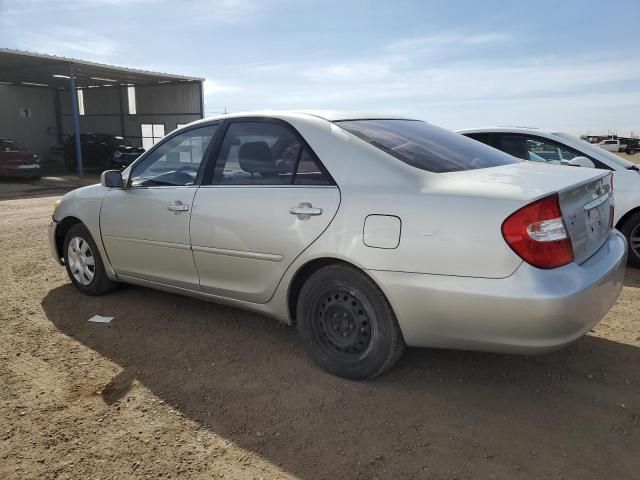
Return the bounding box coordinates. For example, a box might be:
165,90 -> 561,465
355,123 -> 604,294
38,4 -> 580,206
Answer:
598,139 -> 622,152
0,137 -> 41,179
64,133 -> 145,172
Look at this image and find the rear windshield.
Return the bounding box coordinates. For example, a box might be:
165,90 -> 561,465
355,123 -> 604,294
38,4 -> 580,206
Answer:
336,119 -> 519,173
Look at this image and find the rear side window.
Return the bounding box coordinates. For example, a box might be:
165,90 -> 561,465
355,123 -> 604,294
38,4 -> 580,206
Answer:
336,119 -> 518,173
212,121 -> 332,186
294,149 -> 331,185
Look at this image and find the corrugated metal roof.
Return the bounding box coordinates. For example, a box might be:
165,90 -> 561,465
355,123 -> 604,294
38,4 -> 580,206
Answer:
0,48 -> 204,88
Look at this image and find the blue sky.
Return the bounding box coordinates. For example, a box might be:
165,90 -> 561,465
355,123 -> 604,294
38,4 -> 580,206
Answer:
1,0 -> 639,135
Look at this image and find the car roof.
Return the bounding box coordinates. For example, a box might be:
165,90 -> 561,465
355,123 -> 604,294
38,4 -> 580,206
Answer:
456,126 -> 544,135
190,109 -> 419,125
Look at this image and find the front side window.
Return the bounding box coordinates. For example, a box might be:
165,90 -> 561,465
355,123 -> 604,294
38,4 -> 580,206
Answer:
130,125 -> 217,187
336,119 -> 517,173
212,121 -> 330,186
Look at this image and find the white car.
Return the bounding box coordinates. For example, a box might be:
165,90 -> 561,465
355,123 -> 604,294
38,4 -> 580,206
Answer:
598,139 -> 622,152
459,127 -> 640,266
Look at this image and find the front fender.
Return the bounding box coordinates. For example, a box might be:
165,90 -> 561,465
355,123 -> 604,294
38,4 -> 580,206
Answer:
52,184 -> 117,279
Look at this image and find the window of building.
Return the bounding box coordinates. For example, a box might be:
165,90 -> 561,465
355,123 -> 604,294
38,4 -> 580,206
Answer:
141,124 -> 165,150
127,86 -> 136,114
77,89 -> 85,115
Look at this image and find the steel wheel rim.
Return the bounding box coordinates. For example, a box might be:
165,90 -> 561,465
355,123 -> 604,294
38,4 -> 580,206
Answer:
67,236 -> 95,286
631,224 -> 640,259
311,287 -> 374,360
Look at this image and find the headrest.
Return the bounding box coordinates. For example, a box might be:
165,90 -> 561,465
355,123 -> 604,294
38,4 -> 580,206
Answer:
238,141 -> 275,176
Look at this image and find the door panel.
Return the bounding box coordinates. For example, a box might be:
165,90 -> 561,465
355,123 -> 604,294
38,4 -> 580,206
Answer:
99,124 -> 219,289
190,186 -> 340,302
100,187 -> 199,289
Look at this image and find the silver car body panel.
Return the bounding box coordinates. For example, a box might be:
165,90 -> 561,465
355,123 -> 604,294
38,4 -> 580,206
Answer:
190,185 -> 340,303
49,111 -> 627,353
369,230 -> 626,352
100,186 -> 200,290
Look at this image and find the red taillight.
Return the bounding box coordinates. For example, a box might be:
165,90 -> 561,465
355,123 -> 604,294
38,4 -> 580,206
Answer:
501,193 -> 574,269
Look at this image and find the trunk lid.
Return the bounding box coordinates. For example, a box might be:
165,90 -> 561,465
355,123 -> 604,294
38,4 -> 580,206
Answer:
558,173 -> 613,264
437,161 -> 612,266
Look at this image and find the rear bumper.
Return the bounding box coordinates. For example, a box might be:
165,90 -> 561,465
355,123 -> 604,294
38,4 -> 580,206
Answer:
369,230 -> 627,353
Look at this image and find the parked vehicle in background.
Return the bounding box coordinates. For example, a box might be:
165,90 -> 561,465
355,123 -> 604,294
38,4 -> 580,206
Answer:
459,127 -> 640,266
598,139 -> 622,152
0,137 -> 41,179
620,138 -> 640,154
64,133 -> 144,172
49,112 -> 626,379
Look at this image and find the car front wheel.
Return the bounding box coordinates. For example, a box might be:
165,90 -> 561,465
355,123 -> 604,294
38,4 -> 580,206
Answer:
296,264 -> 405,379
63,223 -> 118,295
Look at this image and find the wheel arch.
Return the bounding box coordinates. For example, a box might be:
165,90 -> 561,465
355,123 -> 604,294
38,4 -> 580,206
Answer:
615,205 -> 640,231
54,216 -> 84,261
286,257 -> 394,326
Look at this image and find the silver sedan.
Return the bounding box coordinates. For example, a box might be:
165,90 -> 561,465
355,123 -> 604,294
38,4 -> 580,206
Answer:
49,111 -> 627,379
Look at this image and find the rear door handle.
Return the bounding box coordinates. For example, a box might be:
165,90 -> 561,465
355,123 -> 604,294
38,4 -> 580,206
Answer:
167,201 -> 189,213
290,202 -> 322,220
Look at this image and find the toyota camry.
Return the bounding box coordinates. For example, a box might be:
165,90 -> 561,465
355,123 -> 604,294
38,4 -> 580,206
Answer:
49,111 -> 627,379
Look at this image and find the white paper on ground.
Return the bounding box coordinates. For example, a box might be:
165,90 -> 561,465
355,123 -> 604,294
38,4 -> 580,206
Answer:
88,315 -> 114,324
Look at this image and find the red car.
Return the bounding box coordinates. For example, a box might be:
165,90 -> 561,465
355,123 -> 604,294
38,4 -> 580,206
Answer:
0,138 -> 41,179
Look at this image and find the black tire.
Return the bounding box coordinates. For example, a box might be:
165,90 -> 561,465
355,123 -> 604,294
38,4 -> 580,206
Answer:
296,264 -> 405,380
620,212 -> 640,268
63,223 -> 118,295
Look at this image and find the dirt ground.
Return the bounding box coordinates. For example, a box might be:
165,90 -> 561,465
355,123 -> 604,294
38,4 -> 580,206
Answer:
0,178 -> 639,480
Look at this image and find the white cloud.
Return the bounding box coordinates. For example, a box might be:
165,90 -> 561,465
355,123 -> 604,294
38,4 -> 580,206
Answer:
303,63 -> 393,82
199,31 -> 640,133
203,79 -> 242,95
386,32 -> 512,52
1,0 -> 260,23
14,27 -> 119,60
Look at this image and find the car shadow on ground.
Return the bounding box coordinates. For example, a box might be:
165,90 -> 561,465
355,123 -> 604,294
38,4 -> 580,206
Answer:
41,279 -> 640,479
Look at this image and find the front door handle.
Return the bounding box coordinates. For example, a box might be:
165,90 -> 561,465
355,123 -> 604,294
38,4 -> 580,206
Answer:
290,202 -> 322,220
167,201 -> 189,214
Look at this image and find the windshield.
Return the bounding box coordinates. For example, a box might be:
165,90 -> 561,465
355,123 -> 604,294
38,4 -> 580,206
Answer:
336,119 -> 519,173
552,132 -> 635,169
1,139 -> 26,151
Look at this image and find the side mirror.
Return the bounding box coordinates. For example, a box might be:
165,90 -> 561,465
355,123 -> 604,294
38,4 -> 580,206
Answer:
101,169 -> 124,188
568,156 -> 595,168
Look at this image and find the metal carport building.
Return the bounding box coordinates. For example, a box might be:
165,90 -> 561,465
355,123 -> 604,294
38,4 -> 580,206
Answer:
0,48 -> 204,175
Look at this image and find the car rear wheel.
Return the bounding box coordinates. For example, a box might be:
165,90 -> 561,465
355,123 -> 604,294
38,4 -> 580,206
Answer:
620,212 -> 640,268
63,224 -> 118,295
296,264 -> 405,379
